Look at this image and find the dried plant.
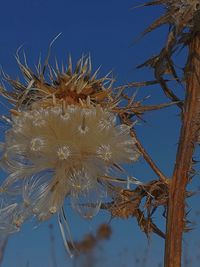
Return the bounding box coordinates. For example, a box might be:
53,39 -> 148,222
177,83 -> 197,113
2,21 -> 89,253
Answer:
0,53 -> 145,256
142,0 -> 200,42
0,1 -> 199,266
133,1 -> 200,266
68,224 -> 112,267
68,223 -> 112,254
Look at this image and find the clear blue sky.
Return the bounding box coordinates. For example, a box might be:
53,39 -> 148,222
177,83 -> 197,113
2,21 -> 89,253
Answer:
0,1 -> 200,266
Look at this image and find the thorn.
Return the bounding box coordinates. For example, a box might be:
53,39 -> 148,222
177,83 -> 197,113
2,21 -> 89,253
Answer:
67,55 -> 73,75
26,79 -> 35,90
10,109 -> 21,116
91,66 -> 101,81
86,95 -> 91,107
55,57 -> 59,72
88,55 -> 92,75
79,98 -> 84,107
130,120 -> 138,128
52,94 -> 56,106
129,89 -> 139,106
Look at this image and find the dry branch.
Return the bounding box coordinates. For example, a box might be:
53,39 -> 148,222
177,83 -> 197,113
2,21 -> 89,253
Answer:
165,34 -> 200,267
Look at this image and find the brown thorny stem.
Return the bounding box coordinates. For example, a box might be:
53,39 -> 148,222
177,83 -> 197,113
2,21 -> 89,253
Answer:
164,35 -> 200,267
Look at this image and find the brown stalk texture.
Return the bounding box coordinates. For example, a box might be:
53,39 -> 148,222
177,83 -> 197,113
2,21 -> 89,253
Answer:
164,34 -> 200,267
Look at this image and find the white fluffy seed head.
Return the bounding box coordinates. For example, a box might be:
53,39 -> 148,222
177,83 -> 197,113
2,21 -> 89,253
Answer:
1,104 -> 139,222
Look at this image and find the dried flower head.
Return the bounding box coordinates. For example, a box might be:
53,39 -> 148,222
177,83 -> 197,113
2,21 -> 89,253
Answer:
142,0 -> 200,45
1,54 -> 114,110
0,53 -> 140,249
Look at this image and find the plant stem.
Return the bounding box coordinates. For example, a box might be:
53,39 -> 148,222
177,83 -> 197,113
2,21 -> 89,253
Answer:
131,130 -> 167,183
164,34 -> 200,267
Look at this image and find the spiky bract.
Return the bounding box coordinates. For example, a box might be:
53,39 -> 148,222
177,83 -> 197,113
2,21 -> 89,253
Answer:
1,55 -> 114,111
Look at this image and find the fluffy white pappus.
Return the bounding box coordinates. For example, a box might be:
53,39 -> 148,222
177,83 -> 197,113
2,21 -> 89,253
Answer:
0,104 -> 139,226
0,200 -> 25,234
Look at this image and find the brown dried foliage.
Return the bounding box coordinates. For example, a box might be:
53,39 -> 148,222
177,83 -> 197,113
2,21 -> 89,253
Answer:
141,0 -> 200,44
131,1 -> 200,266
101,180 -> 167,239
68,224 -> 112,254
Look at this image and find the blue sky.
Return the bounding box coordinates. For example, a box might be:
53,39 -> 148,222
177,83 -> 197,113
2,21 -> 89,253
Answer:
0,1 -> 200,267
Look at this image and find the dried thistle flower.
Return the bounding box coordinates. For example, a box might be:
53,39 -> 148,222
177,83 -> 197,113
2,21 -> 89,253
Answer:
0,53 -> 140,253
